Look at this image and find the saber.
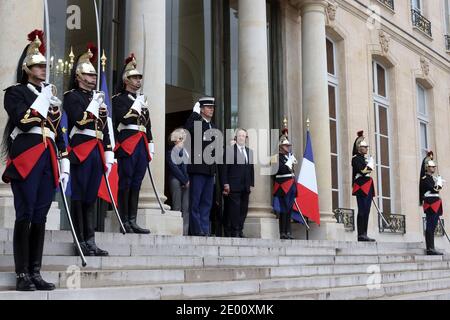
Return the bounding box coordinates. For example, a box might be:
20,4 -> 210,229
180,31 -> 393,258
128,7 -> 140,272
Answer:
44,0 -> 50,84
293,199 -> 310,230
147,164 -> 166,214
104,172 -> 126,234
372,198 -> 391,228
439,218 -> 450,244
59,180 -> 87,267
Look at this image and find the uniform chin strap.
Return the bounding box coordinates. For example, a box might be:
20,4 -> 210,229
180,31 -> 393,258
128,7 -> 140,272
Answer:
78,74 -> 96,88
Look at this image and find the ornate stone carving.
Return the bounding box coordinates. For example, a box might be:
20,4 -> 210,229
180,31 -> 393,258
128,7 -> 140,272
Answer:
420,56 -> 430,77
326,1 -> 338,22
379,30 -> 390,55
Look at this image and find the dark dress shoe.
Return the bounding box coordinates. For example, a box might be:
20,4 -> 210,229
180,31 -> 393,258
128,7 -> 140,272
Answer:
358,235 -> 376,242
16,273 -> 36,291
87,243 -> 109,256
286,233 -> 294,240
30,273 -> 56,291
427,249 -> 444,256
280,233 -> 288,240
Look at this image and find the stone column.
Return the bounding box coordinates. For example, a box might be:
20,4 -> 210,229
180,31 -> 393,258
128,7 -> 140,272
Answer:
238,0 -> 278,239
296,0 -> 343,239
0,1 -> 60,230
120,0 -> 181,235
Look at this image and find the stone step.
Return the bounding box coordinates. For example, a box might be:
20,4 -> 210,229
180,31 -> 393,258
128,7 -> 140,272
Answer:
0,228 -> 427,250
382,288 -> 450,300
209,277 -> 450,300
1,260 -> 449,290
1,240 -> 431,260
1,253 -> 448,272
3,271 -> 450,300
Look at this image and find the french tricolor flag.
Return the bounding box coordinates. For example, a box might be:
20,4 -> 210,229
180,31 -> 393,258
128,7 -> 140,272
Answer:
293,131 -> 321,225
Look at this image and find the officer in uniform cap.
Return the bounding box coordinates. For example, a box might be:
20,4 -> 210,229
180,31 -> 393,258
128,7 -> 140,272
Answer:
63,44 -> 113,256
2,30 -> 69,291
420,151 -> 445,255
112,53 -> 152,234
352,131 -> 376,242
272,135 -> 297,240
184,97 -> 218,236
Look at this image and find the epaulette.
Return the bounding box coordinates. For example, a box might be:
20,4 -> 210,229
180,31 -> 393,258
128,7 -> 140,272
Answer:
3,83 -> 21,92
64,89 -> 76,95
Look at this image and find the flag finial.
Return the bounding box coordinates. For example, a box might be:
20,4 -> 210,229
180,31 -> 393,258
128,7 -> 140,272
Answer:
306,118 -> 310,131
101,49 -> 107,72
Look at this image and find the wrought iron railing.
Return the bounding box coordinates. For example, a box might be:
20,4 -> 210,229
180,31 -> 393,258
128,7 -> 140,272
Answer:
445,35 -> 450,51
411,9 -> 432,37
378,213 -> 406,234
377,0 -> 394,11
333,208 -> 355,232
423,218 -> 445,237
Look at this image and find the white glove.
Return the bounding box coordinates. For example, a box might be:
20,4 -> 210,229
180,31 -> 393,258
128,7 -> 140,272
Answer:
285,156 -> 294,170
436,176 -> 445,189
193,102 -> 201,114
149,142 -> 155,162
289,154 -> 298,165
366,156 -> 375,170
131,95 -> 144,115
30,84 -> 53,118
86,91 -> 104,118
104,151 -> 114,177
59,158 -> 70,192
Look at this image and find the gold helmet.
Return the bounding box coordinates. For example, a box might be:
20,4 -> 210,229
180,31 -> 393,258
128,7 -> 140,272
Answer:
279,136 -> 292,148
22,30 -> 46,75
353,130 -> 369,155
424,151 -> 436,169
122,53 -> 143,81
75,43 -> 98,76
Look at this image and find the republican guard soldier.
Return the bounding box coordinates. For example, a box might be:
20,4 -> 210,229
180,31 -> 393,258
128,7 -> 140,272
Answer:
112,53 -> 152,234
64,44 -> 113,256
272,136 -> 297,240
2,30 -> 69,291
352,131 -> 376,242
420,151 -> 445,255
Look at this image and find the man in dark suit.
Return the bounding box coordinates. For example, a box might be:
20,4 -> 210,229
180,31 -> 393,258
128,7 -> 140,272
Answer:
222,129 -> 255,238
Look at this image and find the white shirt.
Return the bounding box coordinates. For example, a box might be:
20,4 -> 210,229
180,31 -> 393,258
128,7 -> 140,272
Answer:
238,145 -> 248,164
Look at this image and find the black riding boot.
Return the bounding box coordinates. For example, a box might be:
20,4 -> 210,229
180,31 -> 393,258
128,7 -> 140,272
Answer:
279,213 -> 287,239
128,189 -> 150,234
84,202 -> 108,256
13,220 -> 35,291
286,214 -> 294,240
118,188 -> 134,233
71,200 -> 92,256
29,223 -> 55,290
427,231 -> 443,255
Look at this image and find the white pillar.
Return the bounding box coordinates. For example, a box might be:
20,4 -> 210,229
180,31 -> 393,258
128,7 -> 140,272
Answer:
238,0 -> 278,239
119,0 -> 182,235
297,0 -> 343,239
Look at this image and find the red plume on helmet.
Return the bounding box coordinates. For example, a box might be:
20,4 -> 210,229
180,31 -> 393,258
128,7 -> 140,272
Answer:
27,29 -> 45,55
86,42 -> 98,63
427,151 -> 434,159
357,130 -> 364,137
125,53 -> 135,65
